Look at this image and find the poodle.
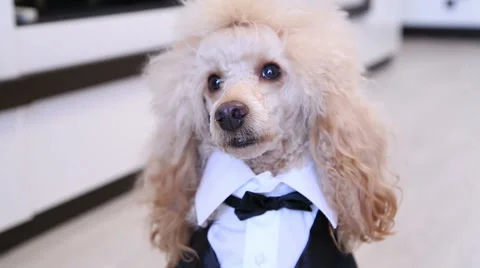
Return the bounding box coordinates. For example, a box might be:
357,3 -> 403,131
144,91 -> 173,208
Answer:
141,0 -> 399,267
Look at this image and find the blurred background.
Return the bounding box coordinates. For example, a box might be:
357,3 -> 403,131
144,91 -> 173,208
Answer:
0,0 -> 479,267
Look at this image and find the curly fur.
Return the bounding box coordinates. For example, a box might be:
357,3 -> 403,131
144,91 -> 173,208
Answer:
141,0 -> 399,267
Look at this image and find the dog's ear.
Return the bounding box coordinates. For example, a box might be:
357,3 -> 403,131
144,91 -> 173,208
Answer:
279,4 -> 399,250
141,44 -> 205,267
306,67 -> 399,251
286,18 -> 399,249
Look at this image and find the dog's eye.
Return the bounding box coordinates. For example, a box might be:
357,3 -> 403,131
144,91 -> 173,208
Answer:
261,63 -> 282,80
207,74 -> 223,92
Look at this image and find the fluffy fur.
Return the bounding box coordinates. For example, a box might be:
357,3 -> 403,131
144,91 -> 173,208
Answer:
141,0 -> 399,267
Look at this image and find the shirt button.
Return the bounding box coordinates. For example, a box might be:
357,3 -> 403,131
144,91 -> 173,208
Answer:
255,254 -> 266,266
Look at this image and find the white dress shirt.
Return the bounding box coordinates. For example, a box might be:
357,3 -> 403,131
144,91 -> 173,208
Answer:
195,151 -> 337,268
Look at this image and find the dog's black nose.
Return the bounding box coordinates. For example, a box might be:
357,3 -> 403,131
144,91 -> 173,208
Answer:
215,101 -> 248,132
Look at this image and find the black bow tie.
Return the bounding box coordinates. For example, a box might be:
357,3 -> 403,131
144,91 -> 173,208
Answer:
224,191 -> 313,221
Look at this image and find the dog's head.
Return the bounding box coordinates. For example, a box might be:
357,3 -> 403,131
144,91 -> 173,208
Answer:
143,0 -> 398,266
146,0 -> 361,160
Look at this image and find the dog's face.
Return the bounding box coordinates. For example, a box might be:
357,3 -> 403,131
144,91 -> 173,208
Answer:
196,25 -> 305,159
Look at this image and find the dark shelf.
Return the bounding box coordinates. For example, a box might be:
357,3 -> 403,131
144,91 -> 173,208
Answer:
16,0 -> 181,26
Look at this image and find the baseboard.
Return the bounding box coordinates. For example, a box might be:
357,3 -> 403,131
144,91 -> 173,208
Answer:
0,172 -> 139,255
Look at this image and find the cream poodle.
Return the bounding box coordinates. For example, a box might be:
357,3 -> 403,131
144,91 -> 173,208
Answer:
141,0 -> 398,267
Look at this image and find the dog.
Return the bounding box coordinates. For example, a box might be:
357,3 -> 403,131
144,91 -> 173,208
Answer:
141,0 -> 399,267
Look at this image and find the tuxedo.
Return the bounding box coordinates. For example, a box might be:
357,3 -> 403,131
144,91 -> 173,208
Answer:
177,210 -> 357,268
178,151 -> 357,268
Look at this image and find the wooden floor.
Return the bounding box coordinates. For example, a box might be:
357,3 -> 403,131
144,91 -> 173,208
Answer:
1,37 -> 480,268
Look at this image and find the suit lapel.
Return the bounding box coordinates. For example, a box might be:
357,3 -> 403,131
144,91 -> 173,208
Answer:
294,212 -> 357,268
176,225 -> 221,268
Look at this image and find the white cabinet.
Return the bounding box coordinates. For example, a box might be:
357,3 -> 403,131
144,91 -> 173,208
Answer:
0,5 -> 179,81
0,2 -> 174,233
25,78 -> 154,212
16,8 -> 178,75
0,78 -> 154,231
405,1 -> 480,28
0,108 -> 33,231
0,0 -> 20,80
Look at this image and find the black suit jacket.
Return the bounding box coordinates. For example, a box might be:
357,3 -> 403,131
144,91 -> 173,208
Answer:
176,211 -> 357,268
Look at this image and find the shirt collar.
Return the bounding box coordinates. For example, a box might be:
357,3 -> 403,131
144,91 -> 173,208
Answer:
195,151 -> 338,228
